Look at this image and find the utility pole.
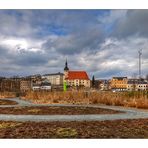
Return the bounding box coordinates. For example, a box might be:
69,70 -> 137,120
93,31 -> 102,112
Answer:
138,49 -> 142,79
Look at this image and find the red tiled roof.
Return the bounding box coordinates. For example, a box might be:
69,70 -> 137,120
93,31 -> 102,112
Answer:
66,71 -> 89,80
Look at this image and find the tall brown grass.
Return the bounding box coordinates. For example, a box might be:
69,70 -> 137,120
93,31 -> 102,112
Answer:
21,90 -> 148,109
0,92 -> 16,98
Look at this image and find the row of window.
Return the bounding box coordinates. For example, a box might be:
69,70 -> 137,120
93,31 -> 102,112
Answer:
112,79 -> 127,82
138,85 -> 148,87
128,85 -> 148,87
127,89 -> 147,90
67,80 -> 86,82
112,82 -> 127,84
112,85 -> 126,87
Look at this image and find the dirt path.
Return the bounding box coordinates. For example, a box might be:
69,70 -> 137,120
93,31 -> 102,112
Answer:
0,98 -> 148,122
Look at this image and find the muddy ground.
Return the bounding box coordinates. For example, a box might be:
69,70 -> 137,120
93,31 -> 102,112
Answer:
0,100 -> 18,105
0,119 -> 148,138
0,106 -> 121,115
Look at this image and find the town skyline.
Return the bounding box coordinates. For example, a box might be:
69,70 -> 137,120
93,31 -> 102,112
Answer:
0,10 -> 148,78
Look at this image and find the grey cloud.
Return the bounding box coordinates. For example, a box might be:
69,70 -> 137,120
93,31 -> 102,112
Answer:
0,46 -> 9,58
71,36 -> 148,78
94,68 -> 126,79
112,10 -> 148,38
14,52 -> 48,66
0,10 -> 101,38
0,11 -> 36,38
43,27 -> 104,55
0,10 -> 148,78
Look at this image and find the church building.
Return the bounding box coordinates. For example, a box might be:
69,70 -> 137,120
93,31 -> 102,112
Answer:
64,60 -> 90,88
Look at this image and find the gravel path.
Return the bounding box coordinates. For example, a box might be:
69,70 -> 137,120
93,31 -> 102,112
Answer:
0,98 -> 148,122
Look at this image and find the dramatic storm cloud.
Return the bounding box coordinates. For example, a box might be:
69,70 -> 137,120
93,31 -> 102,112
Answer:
0,10 -> 148,79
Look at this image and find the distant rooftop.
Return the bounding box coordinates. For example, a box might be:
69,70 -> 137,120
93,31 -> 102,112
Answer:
66,71 -> 89,80
43,72 -> 64,76
33,82 -> 51,87
41,82 -> 51,86
128,79 -> 148,84
112,77 -> 127,80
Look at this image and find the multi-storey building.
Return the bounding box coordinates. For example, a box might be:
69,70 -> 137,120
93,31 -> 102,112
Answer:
110,77 -> 128,91
26,74 -> 42,83
136,82 -> 148,91
42,72 -> 64,86
127,79 -> 148,91
64,60 -> 90,88
0,78 -> 20,92
20,79 -> 32,92
32,81 -> 51,91
99,80 -> 110,91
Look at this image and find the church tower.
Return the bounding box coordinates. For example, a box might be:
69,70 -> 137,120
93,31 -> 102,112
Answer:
64,59 -> 69,79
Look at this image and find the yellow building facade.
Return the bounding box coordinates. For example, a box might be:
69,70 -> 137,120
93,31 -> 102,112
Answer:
110,77 -> 128,91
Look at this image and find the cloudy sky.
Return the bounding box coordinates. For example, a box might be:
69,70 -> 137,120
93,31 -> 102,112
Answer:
0,10 -> 148,79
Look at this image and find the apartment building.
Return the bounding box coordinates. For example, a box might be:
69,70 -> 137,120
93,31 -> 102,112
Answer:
110,77 -> 128,91
32,81 -> 51,91
99,80 -> 110,91
42,72 -> 64,86
0,78 -> 20,92
127,79 -> 148,91
20,79 -> 32,92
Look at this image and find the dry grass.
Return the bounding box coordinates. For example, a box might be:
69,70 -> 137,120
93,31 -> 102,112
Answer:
0,92 -> 16,98
21,90 -> 148,109
0,91 -> 23,99
0,122 -> 22,129
56,128 -> 78,138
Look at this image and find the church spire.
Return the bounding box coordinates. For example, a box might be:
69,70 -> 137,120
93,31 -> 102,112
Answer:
64,59 -> 69,71
66,59 -> 68,67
